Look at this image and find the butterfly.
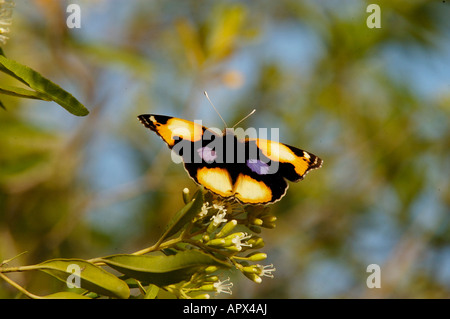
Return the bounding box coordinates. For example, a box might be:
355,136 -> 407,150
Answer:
137,111 -> 322,205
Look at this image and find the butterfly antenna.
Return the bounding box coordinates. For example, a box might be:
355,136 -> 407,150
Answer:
204,91 -> 228,128
232,109 -> 256,128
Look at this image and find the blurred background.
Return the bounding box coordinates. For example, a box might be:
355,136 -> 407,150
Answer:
0,0 -> 449,298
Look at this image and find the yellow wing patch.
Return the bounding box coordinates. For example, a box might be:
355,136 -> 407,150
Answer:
249,138 -> 313,177
234,174 -> 273,204
248,138 -> 293,161
153,117 -> 204,147
197,168 -> 274,204
289,157 -> 312,177
196,167 -> 233,198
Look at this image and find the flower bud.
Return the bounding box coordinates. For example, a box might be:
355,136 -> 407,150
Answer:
223,245 -> 242,252
249,225 -> 261,233
261,215 -> 277,228
199,284 -> 215,291
246,252 -> 267,261
206,222 -> 218,234
262,215 -> 277,223
206,238 -> 227,247
182,187 -> 190,204
243,272 -> 262,284
247,236 -> 264,249
249,217 -> 263,226
242,265 -> 259,274
262,222 -> 276,229
205,275 -> 219,282
204,266 -> 219,274
215,219 -> 237,238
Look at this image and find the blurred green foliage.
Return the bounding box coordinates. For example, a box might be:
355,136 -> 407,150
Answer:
0,0 -> 449,298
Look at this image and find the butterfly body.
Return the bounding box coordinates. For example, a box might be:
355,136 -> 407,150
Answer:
138,114 -> 322,205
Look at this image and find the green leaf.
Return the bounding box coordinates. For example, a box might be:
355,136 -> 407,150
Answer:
100,250 -> 230,286
42,292 -> 91,299
0,55 -> 89,116
0,84 -> 52,101
144,284 -> 159,299
163,187 -> 204,239
36,258 -> 130,299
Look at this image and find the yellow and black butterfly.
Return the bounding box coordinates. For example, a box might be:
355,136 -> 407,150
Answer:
138,110 -> 322,205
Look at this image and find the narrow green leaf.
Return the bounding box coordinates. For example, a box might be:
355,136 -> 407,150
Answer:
100,250 -> 230,286
0,84 -> 52,101
0,64 -> 30,87
0,55 -> 89,116
36,258 -> 130,299
144,284 -> 159,299
163,187 -> 204,239
0,99 -> 5,110
42,292 -> 91,299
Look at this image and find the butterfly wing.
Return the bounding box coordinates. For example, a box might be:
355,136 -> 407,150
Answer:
245,138 -> 323,182
138,114 -> 207,148
138,114 -> 232,196
225,138 -> 323,204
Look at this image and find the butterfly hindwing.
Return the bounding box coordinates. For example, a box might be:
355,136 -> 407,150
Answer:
183,137 -> 289,204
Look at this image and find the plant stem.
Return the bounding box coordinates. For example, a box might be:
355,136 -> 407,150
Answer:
0,273 -> 42,299
0,264 -> 40,273
131,236 -> 183,256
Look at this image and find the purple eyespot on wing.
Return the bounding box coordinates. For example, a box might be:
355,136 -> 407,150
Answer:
247,159 -> 270,175
197,146 -> 217,163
